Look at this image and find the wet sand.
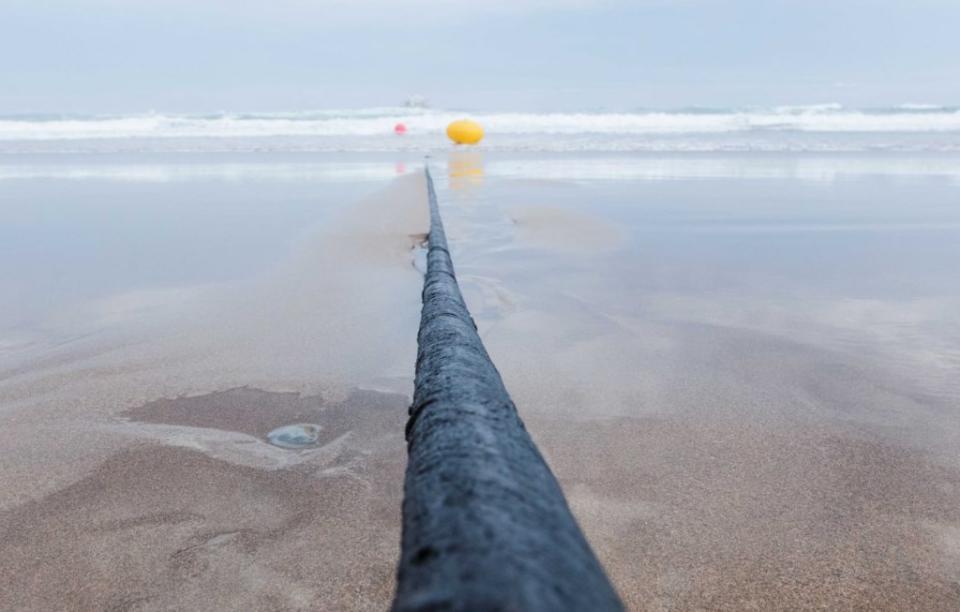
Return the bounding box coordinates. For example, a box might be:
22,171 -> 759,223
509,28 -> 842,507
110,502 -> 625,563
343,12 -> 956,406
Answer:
534,415 -> 960,610
0,388 -> 407,611
2,153 -> 960,610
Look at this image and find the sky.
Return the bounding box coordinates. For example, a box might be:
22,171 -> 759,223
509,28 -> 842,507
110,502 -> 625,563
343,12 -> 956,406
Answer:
1,0 -> 959,113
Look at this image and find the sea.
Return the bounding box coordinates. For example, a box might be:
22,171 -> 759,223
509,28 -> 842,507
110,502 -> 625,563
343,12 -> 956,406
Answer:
2,103 -> 960,154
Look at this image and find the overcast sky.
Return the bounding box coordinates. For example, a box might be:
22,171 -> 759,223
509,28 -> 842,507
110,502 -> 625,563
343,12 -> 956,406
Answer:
2,0 -> 958,113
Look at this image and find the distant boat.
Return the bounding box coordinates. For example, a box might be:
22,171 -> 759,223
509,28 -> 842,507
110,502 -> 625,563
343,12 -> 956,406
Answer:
403,95 -> 429,109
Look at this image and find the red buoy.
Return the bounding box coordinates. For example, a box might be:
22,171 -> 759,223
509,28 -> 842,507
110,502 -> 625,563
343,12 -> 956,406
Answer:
394,122 -> 407,135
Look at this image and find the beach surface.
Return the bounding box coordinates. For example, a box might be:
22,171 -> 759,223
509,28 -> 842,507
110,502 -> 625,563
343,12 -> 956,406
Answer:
2,151 -> 960,610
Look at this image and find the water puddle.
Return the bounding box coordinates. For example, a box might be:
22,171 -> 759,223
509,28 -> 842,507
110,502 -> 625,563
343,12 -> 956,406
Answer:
266,423 -> 323,449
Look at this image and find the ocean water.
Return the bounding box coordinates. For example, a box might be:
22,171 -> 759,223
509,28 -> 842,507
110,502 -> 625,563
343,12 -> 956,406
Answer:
2,104 -> 960,153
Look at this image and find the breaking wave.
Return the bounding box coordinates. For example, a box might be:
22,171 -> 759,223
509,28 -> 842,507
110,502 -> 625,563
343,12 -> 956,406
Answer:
2,105 -> 959,152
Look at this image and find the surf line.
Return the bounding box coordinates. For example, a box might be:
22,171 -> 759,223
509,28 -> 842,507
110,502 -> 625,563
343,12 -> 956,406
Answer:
391,166 -> 623,611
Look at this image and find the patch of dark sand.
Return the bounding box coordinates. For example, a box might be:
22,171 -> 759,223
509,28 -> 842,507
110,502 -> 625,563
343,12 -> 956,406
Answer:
0,388 -> 408,612
121,387 -> 400,448
529,416 -> 960,611
508,204 -> 624,252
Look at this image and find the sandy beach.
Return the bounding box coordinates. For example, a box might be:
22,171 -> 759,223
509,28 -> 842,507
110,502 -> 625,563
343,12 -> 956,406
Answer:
2,151 -> 960,610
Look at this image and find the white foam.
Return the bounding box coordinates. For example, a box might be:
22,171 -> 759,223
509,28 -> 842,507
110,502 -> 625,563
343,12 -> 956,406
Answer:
1,106 -> 959,152
898,103 -> 946,111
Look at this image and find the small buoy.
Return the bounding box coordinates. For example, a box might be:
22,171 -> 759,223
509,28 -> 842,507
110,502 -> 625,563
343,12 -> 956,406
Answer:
394,122 -> 407,135
446,119 -> 484,145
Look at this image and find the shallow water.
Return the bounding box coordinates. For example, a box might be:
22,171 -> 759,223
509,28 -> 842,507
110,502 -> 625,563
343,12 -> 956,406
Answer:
1,151 -> 959,610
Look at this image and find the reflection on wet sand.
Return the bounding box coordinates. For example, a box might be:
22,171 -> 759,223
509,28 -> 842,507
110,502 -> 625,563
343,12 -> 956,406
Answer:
447,150 -> 484,191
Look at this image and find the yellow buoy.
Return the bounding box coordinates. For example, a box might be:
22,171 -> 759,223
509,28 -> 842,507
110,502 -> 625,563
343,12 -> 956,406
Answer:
446,119 -> 484,145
